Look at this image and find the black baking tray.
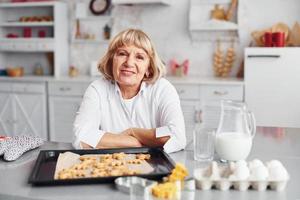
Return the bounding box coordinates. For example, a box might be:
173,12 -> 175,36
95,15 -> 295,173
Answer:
28,147 -> 175,186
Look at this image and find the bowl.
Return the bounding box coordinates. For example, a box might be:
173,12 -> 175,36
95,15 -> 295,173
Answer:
6,67 -> 24,77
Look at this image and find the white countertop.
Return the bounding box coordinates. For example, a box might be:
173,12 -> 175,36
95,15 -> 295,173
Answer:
0,127 -> 299,200
0,75 -> 244,85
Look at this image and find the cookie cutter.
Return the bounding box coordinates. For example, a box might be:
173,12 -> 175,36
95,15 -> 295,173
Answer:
115,176 -> 157,194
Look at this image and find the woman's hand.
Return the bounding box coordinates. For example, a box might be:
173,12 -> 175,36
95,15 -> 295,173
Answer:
80,127 -> 170,150
120,128 -> 135,136
121,128 -> 170,147
81,132 -> 142,149
80,142 -> 93,149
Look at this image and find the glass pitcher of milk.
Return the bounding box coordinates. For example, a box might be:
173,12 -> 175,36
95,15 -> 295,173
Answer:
215,100 -> 256,162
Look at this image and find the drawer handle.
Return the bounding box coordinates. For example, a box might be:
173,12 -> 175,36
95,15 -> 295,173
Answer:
247,55 -> 280,58
6,119 -> 18,124
59,87 -> 71,91
214,91 -> 228,96
177,89 -> 185,94
194,110 -> 202,123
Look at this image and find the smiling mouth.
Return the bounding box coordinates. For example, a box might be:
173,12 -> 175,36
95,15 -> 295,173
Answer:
120,70 -> 135,75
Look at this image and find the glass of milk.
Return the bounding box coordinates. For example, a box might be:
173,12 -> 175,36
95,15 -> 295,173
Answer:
215,100 -> 256,162
193,123 -> 215,162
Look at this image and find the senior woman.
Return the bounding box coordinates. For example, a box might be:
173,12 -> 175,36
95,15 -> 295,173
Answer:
73,29 -> 186,153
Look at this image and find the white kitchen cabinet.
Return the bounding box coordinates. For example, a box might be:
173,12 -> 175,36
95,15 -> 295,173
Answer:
0,81 -> 47,139
0,92 -> 14,134
199,84 -> 243,101
199,84 -> 244,130
48,81 -> 89,142
49,96 -> 82,143
173,84 -> 201,147
245,47 -> 300,128
172,79 -> 244,149
180,100 -> 201,146
175,84 -> 200,100
0,1 -> 68,77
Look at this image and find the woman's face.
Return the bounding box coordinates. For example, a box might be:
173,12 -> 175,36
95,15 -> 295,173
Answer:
112,45 -> 150,88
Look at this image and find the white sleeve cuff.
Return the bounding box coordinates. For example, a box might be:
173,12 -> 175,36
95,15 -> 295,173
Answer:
163,135 -> 183,154
79,130 -> 106,148
155,126 -> 172,138
156,126 -> 186,153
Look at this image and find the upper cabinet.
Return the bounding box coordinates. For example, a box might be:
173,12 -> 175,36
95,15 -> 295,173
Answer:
112,0 -> 170,5
189,0 -> 238,41
0,1 -> 68,77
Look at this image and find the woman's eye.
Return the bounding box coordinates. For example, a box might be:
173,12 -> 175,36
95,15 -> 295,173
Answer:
136,55 -> 144,60
117,51 -> 127,56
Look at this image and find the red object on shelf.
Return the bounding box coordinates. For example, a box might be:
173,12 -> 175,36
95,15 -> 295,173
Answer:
272,32 -> 285,47
6,33 -> 19,38
11,0 -> 54,2
38,30 -> 46,38
27,0 -> 54,2
11,0 -> 26,2
23,27 -> 32,38
263,32 -> 273,47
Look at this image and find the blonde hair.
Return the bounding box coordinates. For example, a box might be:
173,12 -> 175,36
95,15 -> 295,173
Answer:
98,29 -> 166,83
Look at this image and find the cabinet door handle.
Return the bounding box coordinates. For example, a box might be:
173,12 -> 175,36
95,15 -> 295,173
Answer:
194,110 -> 202,123
177,89 -> 185,94
59,87 -> 71,91
247,55 -> 280,58
214,91 -> 228,96
6,119 -> 18,124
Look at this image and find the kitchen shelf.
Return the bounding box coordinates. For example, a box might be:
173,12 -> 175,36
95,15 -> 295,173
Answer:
76,16 -> 111,21
72,12 -> 112,46
0,22 -> 54,27
112,0 -> 170,5
0,2 -> 57,8
0,38 -> 55,52
0,38 -> 54,42
189,20 -> 238,31
195,0 -> 232,3
0,1 -> 68,77
71,39 -> 109,45
189,0 -> 239,41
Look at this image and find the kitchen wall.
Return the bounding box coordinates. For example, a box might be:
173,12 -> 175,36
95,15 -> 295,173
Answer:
2,0 -> 299,77
67,0 -> 213,77
238,0 -> 300,47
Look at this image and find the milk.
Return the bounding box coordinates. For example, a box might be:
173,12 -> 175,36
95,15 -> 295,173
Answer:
215,132 -> 252,161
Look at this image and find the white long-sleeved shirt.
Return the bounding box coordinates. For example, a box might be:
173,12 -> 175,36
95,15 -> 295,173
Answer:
72,77 -> 186,153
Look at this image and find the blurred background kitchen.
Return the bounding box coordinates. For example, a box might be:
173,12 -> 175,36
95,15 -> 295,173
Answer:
0,0 -> 299,145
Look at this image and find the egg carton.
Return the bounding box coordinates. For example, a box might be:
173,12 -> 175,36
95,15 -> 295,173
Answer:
194,160 -> 290,191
